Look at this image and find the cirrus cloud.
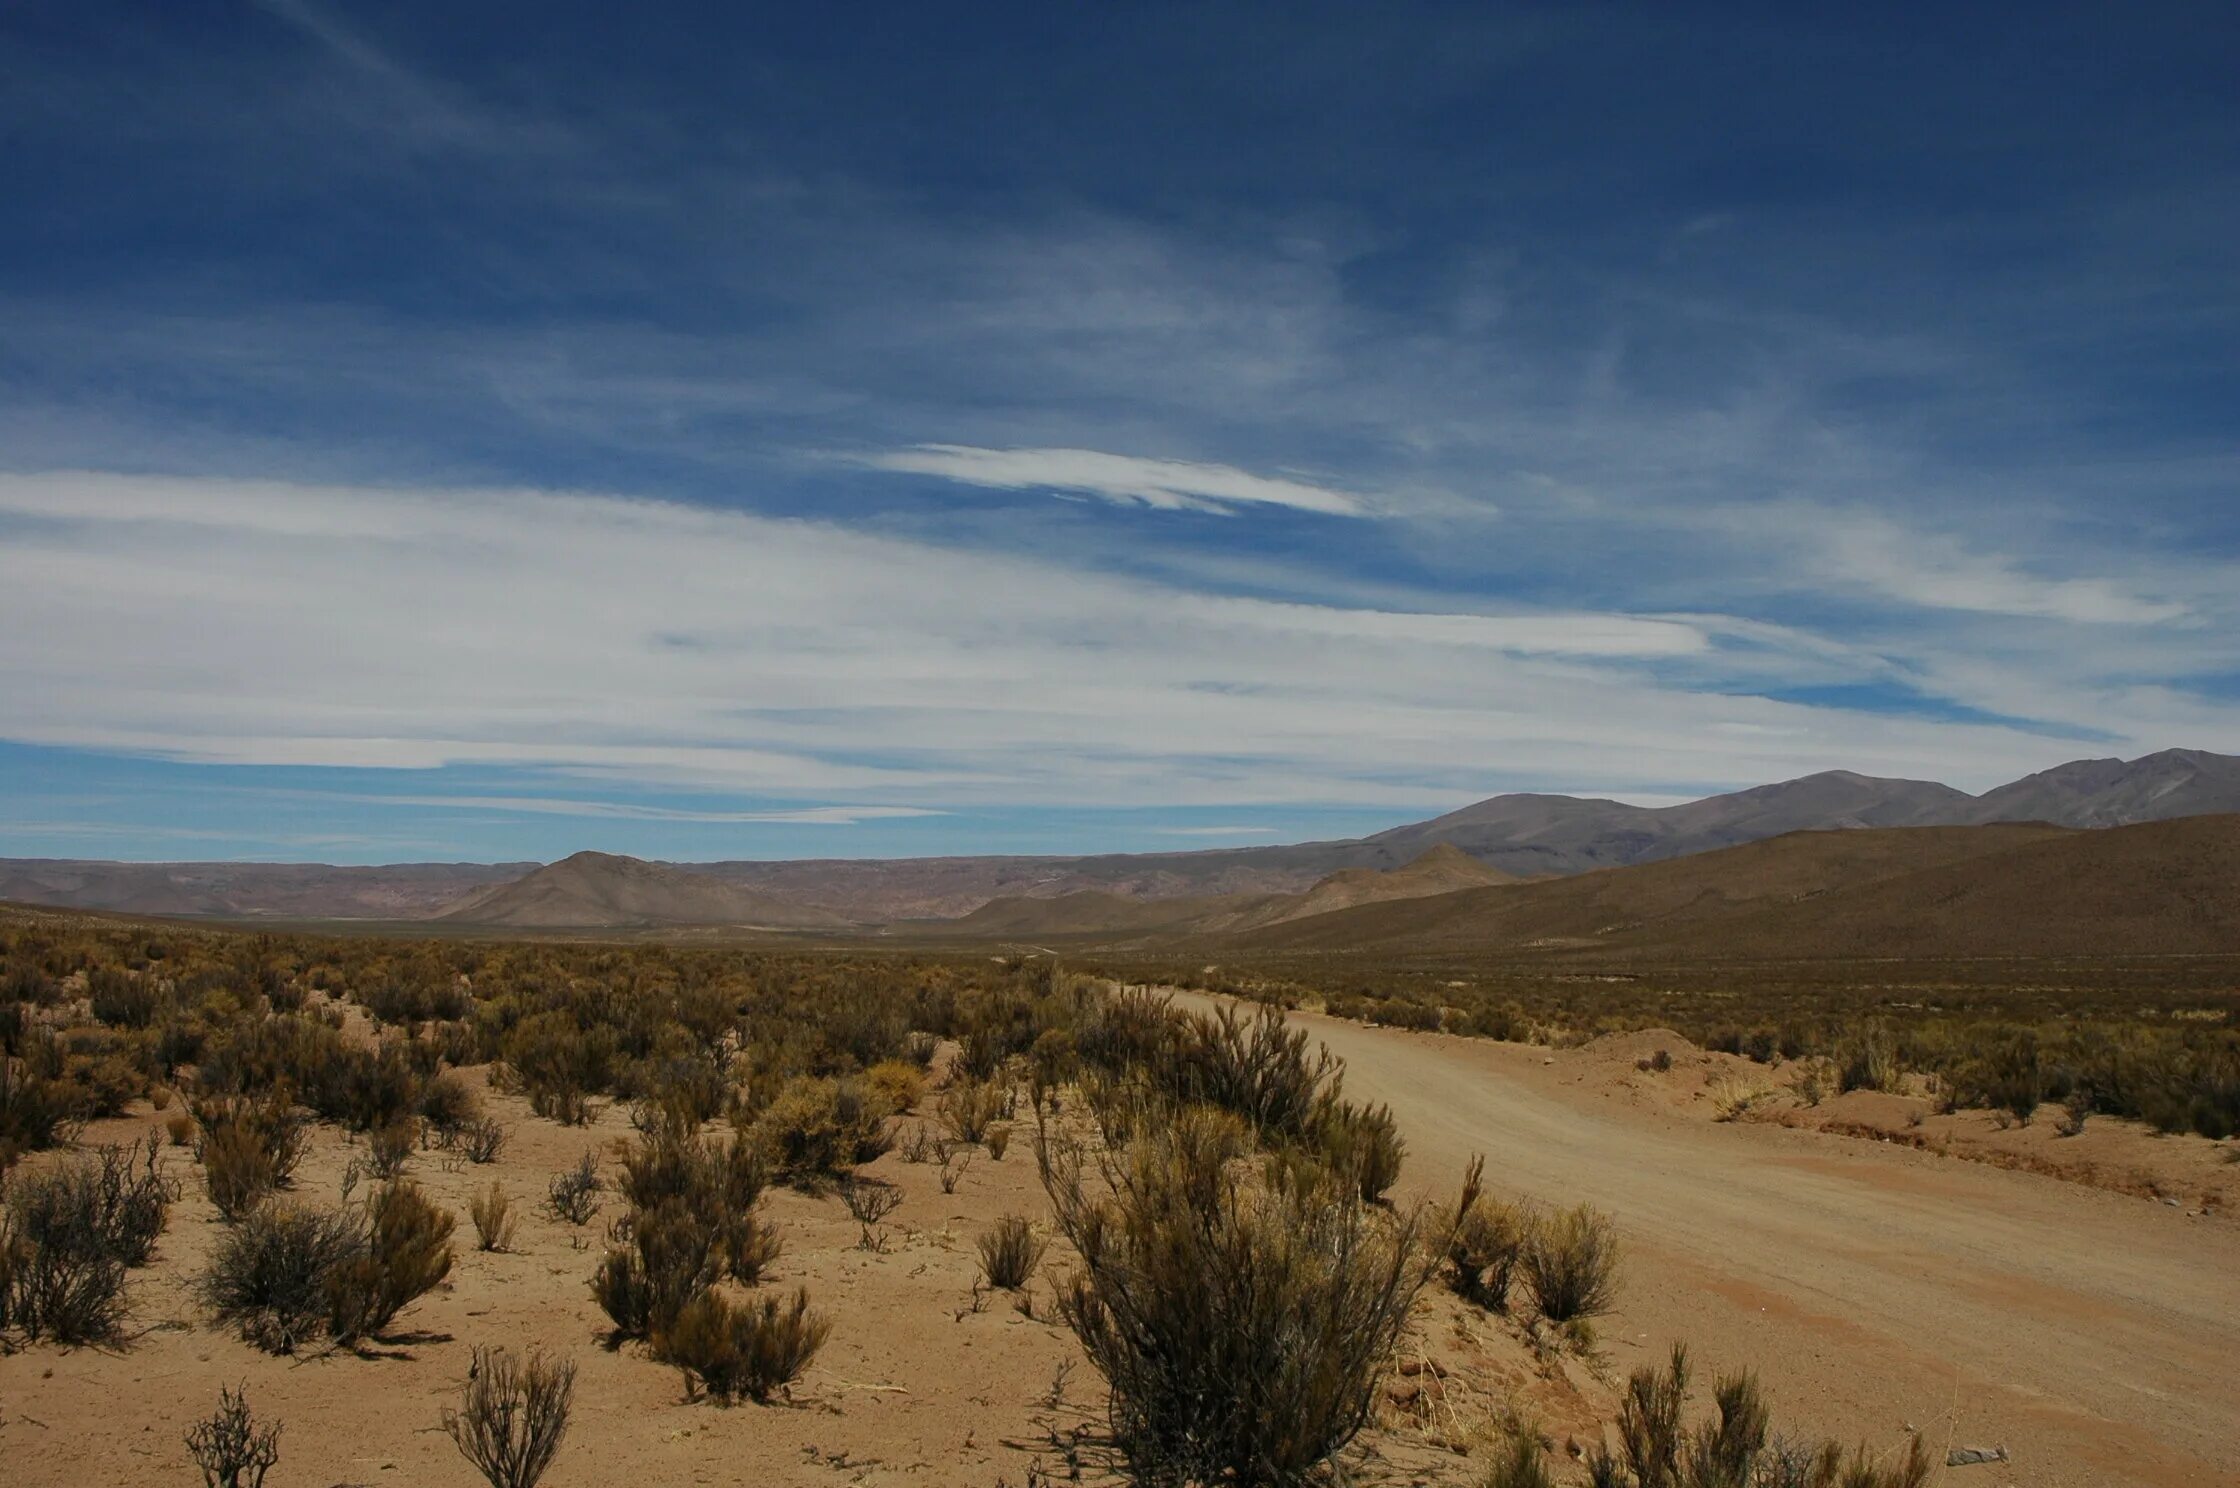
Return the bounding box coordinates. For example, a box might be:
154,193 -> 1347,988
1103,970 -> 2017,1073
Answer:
850,444 -> 1369,516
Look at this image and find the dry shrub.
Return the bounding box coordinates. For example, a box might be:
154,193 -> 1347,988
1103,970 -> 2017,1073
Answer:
984,1123 -> 1012,1160
199,1202 -> 364,1353
1041,1108 -> 1465,1488
1522,1203 -> 1620,1336
592,1201 -> 723,1342
746,1075 -> 894,1180
445,1345 -> 576,1488
323,1180 -> 454,1343
461,1116 -> 508,1164
0,1212 -> 125,1344
418,1070 -> 480,1138
193,1095 -> 307,1220
1315,1098 -> 1404,1203
367,1118 -> 418,1179
1448,1187 -> 1526,1311
977,1214 -> 1047,1290
863,1057 -> 926,1113
9,1136 -> 172,1268
184,1384 -> 281,1488
653,1286 -> 830,1403
544,1153 -> 602,1225
2,1050 -> 86,1165
1487,1429 -> 1561,1488
616,1121 -> 780,1283
470,1183 -> 517,1252
938,1077 -> 1006,1144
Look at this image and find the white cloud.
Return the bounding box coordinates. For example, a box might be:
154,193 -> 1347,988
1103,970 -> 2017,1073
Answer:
1786,508 -> 2189,625
852,445 -> 1368,516
328,796 -> 945,825
0,472 -> 2226,814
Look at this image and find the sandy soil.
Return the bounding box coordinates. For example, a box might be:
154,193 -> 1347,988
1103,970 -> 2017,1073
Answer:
1176,993 -> 2240,1488
0,1064 -> 1591,1487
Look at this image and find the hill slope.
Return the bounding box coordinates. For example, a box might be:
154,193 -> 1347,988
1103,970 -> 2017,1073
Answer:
1225,821 -> 2081,952
1635,813 -> 2240,960
941,844 -> 1518,938
438,852 -> 850,930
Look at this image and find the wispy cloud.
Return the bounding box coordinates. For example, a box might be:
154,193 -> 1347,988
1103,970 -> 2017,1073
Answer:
340,795 -> 945,826
1803,509 -> 2190,625
853,445 -> 1368,516
1,472 -> 2219,819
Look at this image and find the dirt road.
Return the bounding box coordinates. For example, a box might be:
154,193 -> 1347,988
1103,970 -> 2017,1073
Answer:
1174,994 -> 2239,1487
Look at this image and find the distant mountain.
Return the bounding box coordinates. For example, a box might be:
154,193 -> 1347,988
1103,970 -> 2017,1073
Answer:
944,844 -> 1523,940
1966,748 -> 2240,828
0,859 -> 531,919
1355,770 -> 1977,878
4,748 -> 2233,925
437,851 -> 852,930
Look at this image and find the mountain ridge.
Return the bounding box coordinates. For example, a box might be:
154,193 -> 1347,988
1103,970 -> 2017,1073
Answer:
2,747 -> 2233,925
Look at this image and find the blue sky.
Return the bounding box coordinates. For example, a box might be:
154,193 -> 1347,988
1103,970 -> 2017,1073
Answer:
1,2 -> 2234,863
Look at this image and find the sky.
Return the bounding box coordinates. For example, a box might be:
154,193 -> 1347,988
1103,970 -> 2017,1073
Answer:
1,2 -> 2235,864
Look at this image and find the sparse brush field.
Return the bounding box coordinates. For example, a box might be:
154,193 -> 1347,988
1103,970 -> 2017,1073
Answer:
1093,948 -> 2240,1143
0,907 -> 2216,1485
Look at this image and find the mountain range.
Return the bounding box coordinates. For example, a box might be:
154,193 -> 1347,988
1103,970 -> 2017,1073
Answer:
0,747 -> 2232,927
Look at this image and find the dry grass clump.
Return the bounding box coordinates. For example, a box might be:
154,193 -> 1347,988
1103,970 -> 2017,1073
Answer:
444,1345 -> 575,1488
470,1183 -> 518,1252
1586,1345 -> 1931,1488
1041,1103 -> 1469,1487
1521,1203 -> 1621,1338
1708,1074 -> 1775,1122
977,1214 -> 1046,1290
652,1286 -> 831,1404
938,1076 -> 1008,1143
184,1384 -> 281,1488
